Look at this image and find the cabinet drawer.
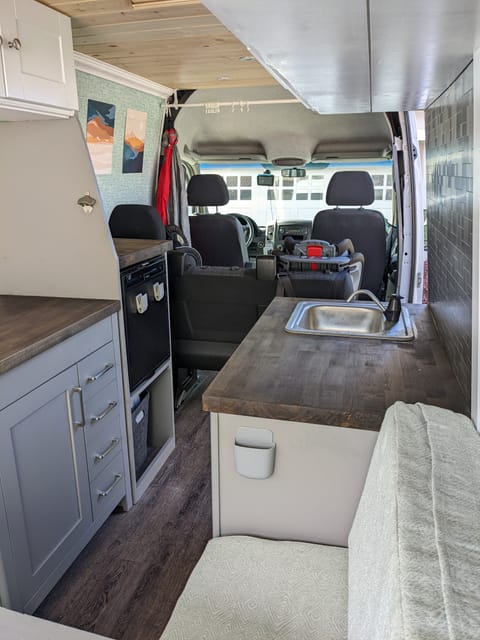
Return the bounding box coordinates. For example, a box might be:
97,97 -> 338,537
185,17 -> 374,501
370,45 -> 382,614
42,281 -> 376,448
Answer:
90,452 -> 125,522
84,381 -> 122,479
79,342 -> 116,401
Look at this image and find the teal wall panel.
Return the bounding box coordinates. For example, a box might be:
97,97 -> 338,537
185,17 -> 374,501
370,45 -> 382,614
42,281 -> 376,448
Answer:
76,70 -> 166,218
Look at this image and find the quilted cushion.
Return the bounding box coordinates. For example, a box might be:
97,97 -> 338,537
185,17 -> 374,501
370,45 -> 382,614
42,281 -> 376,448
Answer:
160,535 -> 348,640
348,402 -> 480,640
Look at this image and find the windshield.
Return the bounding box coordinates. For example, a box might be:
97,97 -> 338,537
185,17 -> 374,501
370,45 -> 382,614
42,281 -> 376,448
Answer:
198,161 -> 394,227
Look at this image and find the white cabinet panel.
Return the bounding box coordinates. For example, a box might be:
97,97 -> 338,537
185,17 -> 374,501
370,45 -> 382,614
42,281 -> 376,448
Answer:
0,316 -> 130,613
0,366 -> 91,611
0,0 -> 77,116
212,412 -> 378,547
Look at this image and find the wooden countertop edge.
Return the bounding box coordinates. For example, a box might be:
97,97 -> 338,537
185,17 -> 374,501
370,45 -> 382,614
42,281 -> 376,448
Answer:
0,300 -> 120,375
202,395 -> 383,431
113,238 -> 172,270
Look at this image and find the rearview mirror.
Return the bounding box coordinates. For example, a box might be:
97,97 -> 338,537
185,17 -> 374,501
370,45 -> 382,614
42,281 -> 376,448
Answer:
281,168 -> 306,178
257,170 -> 275,186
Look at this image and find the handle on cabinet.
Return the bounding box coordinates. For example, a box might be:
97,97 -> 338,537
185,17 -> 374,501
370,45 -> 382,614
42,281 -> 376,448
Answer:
86,362 -> 114,383
69,386 -> 86,428
90,401 -> 117,424
94,438 -> 120,462
8,38 -> 21,50
97,474 -> 122,498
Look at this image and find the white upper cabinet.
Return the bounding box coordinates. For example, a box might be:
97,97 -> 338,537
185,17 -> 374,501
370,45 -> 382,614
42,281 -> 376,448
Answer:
0,0 -> 77,118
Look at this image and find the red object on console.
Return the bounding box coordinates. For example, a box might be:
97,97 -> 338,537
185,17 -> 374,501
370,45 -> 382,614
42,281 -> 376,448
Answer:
307,245 -> 323,270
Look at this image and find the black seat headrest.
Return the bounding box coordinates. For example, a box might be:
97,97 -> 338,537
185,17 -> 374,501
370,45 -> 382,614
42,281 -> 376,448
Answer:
326,171 -> 375,206
187,174 -> 229,207
109,204 -> 166,240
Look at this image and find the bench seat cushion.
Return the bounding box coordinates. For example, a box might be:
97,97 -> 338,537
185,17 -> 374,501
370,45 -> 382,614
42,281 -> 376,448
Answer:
349,402 -> 480,640
160,535 -> 348,640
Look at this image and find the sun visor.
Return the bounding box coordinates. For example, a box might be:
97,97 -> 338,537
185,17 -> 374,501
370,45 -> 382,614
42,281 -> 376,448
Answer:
313,141 -> 391,161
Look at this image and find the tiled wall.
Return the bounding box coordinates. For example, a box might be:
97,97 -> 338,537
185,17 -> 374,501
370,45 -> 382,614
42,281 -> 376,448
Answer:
76,70 -> 165,218
425,63 -> 473,407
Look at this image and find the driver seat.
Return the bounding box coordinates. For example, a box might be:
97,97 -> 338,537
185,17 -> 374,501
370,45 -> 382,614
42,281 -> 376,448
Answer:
187,174 -> 250,267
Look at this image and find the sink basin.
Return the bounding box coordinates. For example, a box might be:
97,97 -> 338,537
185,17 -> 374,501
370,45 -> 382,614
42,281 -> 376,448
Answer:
285,301 -> 415,341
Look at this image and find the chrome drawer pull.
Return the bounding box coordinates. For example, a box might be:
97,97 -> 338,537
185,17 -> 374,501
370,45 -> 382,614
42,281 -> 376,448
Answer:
91,401 -> 117,423
86,363 -> 114,383
94,438 -> 120,462
97,474 -> 122,498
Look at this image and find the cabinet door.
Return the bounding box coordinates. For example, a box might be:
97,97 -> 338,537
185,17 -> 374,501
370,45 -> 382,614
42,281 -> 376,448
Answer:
0,366 -> 91,611
0,0 -> 77,109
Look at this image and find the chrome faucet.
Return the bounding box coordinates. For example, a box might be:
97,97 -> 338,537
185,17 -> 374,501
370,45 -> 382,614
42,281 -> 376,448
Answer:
347,289 -> 404,323
346,289 -> 385,312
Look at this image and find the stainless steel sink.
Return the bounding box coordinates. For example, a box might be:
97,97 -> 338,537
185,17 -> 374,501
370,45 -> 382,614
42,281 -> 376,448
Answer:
285,300 -> 415,341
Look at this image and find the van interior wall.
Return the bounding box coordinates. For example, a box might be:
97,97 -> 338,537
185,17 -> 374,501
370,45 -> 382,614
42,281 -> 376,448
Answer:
76,70 -> 165,218
426,62 -> 473,408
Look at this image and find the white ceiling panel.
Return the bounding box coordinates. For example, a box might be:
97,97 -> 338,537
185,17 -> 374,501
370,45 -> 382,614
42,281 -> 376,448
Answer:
201,0 -> 371,113
370,0 -> 480,111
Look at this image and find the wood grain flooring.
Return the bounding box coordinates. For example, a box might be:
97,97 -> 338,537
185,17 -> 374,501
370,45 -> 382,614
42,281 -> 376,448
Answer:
35,372 -> 215,640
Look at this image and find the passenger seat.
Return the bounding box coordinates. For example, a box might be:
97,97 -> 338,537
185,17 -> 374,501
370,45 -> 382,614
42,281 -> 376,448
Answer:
311,171 -> 387,297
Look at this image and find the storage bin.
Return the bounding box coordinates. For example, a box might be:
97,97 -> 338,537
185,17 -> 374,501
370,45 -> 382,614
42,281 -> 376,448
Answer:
234,427 -> 276,479
132,390 -> 149,476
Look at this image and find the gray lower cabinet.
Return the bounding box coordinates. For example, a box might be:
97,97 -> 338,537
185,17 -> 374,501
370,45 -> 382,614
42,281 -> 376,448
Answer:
0,315 -> 129,613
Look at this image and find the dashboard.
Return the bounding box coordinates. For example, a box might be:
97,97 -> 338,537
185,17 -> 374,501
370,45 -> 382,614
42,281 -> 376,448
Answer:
265,219 -> 313,252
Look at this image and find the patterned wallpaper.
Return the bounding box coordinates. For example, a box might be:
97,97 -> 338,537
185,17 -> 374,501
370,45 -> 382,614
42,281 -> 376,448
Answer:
76,70 -> 165,218
425,63 -> 473,408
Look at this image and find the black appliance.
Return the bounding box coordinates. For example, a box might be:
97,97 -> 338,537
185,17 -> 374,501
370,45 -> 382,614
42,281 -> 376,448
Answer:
121,255 -> 170,391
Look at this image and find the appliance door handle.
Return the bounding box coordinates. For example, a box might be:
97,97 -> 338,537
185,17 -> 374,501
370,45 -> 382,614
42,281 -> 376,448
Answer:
91,401 -> 117,423
86,363 -> 114,383
97,474 -> 123,498
94,438 -> 120,462
136,293 -> 149,314
153,281 -> 165,301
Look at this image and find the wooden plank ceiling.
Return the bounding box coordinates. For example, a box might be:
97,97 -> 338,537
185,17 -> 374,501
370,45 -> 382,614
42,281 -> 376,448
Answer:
38,0 -> 276,90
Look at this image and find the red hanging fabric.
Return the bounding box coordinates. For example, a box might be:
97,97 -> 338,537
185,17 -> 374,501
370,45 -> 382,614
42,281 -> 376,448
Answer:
155,128 -> 178,225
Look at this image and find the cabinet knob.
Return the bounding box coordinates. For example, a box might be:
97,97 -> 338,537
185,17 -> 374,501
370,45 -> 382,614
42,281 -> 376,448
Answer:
8,38 -> 21,50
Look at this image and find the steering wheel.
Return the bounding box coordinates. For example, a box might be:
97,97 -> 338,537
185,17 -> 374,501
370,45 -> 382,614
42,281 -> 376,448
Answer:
225,214 -> 256,247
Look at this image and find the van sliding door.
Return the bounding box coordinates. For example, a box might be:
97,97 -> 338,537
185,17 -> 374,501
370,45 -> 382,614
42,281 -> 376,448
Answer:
387,112 -> 424,303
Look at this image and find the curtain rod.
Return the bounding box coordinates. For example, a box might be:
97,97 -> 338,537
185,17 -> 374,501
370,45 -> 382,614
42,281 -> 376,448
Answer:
170,98 -> 301,111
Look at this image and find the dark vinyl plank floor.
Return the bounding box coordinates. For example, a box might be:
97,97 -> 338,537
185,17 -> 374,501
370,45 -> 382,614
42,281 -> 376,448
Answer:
35,372 -> 215,640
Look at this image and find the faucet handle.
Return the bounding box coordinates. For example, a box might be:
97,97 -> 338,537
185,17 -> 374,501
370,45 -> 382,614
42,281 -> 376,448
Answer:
385,294 -> 403,322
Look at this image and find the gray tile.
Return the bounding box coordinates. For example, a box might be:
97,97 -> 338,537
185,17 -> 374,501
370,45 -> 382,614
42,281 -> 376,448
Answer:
426,62 -> 473,405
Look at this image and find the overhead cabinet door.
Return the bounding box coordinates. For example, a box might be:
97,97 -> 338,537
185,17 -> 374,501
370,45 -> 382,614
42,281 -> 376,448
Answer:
0,0 -> 77,109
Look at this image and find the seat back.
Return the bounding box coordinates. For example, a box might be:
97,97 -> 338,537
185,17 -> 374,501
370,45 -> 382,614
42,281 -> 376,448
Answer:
311,171 -> 386,296
168,253 -> 277,370
187,174 -> 249,267
348,402 -> 480,639
109,204 -> 167,240
109,204 -> 202,268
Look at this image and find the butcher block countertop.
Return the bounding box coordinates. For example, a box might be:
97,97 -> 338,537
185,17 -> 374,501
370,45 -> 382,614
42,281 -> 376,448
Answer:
0,296 -> 120,375
203,297 -> 468,431
113,238 -> 172,269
